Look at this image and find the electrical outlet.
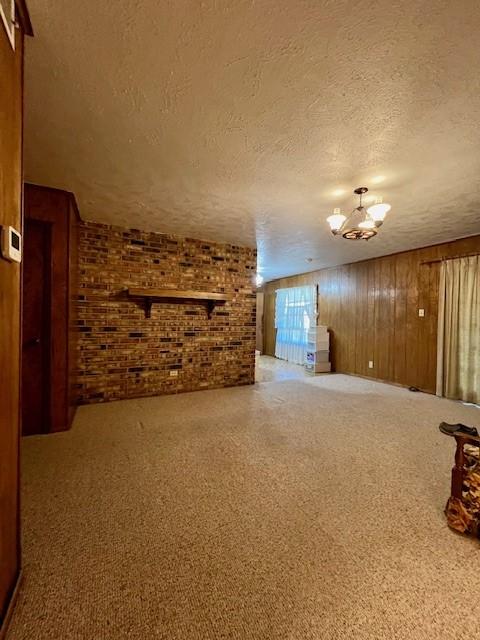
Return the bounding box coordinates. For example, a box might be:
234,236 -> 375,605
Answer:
169,370 -> 178,377
368,360 -> 374,369
418,308 -> 425,317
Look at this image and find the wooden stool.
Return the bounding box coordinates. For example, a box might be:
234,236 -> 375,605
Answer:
443,431 -> 480,537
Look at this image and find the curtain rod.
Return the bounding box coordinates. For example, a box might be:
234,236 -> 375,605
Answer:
421,251 -> 480,265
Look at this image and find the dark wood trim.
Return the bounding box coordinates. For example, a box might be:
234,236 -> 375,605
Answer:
23,184 -> 76,432
128,288 -> 229,301
15,1 -> 33,37
0,571 -> 22,640
70,194 -> 82,222
66,200 -> 78,429
16,24 -> 25,597
127,288 -> 229,319
23,183 -> 82,220
22,218 -> 53,435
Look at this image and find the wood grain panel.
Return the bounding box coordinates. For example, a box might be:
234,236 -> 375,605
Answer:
393,255 -> 408,385
68,199 -> 80,427
0,21 -> 24,629
263,290 -> 276,356
21,218 -> 52,435
256,292 -> 264,353
404,250 -> 419,387
263,235 -> 480,393
366,260 -> 376,377
354,262 -> 368,376
375,257 -> 395,382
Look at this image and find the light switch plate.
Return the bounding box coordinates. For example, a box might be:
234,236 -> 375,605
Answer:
418,308 -> 425,317
368,361 -> 374,369
1,225 -> 22,263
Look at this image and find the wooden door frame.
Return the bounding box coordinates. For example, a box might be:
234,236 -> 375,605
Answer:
23,185 -> 71,432
21,217 -> 53,435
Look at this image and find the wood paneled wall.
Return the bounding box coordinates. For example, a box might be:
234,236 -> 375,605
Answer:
256,292 -> 264,353
68,197 -> 80,427
263,235 -> 480,394
0,4 -> 32,630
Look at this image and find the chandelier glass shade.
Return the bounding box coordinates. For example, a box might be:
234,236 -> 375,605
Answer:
326,187 -> 391,240
367,197 -> 391,222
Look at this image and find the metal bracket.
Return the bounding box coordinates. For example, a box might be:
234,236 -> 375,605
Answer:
144,298 -> 153,319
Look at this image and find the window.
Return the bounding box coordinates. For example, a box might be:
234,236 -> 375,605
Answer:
274,285 -> 317,364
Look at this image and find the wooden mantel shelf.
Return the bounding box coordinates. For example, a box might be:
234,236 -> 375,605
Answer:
127,288 -> 229,319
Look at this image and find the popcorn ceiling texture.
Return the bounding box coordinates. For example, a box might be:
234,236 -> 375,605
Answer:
75,222 -> 257,403
24,1 -> 480,280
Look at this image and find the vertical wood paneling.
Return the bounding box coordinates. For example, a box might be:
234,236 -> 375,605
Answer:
354,262 -> 368,376
344,266 -> 357,373
404,250 -> 419,387
263,235 -> 480,393
337,268 -> 348,371
68,200 -> 80,427
393,255 -> 408,384
417,262 -> 440,393
373,259 -> 383,379
263,291 -> 276,356
255,292 -> 264,353
0,24 -> 24,628
375,257 -> 395,382
366,260 -> 376,377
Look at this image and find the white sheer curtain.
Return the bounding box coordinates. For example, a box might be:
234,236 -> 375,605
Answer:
275,285 -> 317,364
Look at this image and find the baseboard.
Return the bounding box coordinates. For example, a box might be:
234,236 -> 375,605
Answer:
0,571 -> 23,640
339,370 -> 434,395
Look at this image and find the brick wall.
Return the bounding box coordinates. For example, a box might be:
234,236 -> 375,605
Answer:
75,222 -> 257,403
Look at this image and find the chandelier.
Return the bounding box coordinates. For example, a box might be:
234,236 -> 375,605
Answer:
326,187 -> 391,240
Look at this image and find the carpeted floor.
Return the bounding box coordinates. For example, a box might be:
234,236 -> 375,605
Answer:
254,354 -> 305,382
8,366 -> 480,639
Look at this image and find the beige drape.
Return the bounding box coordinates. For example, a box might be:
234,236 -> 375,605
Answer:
436,255 -> 480,403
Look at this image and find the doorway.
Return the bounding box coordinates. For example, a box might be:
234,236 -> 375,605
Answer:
22,218 -> 51,435
274,285 -> 317,364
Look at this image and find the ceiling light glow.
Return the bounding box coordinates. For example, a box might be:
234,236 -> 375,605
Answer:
326,208 -> 347,233
358,218 -> 375,230
367,197 -> 391,223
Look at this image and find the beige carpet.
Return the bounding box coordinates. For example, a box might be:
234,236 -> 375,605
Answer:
8,368 -> 480,639
254,354 -> 306,383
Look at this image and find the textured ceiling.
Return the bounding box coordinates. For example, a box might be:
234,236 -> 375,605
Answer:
24,0 -> 480,280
